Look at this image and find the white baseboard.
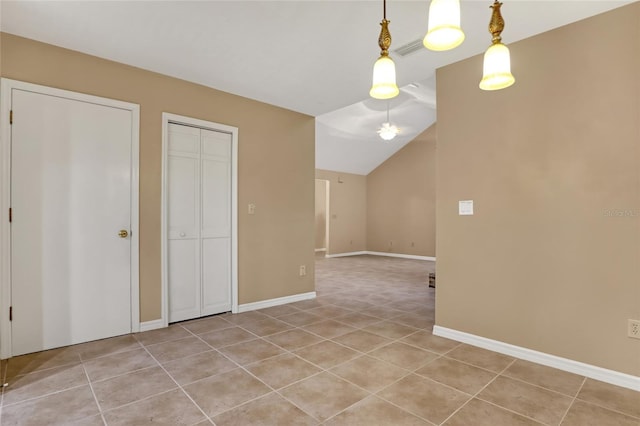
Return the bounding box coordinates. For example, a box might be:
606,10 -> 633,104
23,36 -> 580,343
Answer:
238,291 -> 317,313
433,326 -> 640,392
326,251 -> 435,261
139,319 -> 165,332
325,251 -> 368,258
315,248 -> 327,252
366,251 -> 436,261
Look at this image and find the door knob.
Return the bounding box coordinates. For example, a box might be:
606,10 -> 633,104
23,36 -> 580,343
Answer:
118,230 -> 129,238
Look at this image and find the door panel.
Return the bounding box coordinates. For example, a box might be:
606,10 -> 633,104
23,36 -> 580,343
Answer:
11,89 -> 133,355
201,158 -> 230,238
202,129 -> 231,158
168,239 -> 200,322
201,238 -> 231,315
167,155 -> 199,239
168,124 -> 200,154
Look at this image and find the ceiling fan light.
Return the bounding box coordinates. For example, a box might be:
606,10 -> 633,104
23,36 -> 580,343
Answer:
370,56 -> 400,99
378,122 -> 399,141
423,0 -> 465,51
479,42 -> 515,90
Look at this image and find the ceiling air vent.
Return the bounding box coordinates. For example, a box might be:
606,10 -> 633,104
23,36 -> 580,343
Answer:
393,38 -> 424,57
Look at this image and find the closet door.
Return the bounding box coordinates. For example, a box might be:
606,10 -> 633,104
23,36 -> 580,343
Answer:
201,129 -> 232,315
167,123 -> 232,323
167,124 -> 201,323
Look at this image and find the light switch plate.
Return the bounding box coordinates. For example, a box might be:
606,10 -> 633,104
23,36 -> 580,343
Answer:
459,200 -> 474,215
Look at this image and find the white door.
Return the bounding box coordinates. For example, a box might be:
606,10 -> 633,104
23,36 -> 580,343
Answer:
10,88 -> 135,356
167,123 -> 231,323
167,124 -> 201,321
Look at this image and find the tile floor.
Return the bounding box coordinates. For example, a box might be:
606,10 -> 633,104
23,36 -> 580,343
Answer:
1,255 -> 638,425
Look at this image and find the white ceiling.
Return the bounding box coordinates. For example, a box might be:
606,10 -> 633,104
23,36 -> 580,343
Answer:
1,1 -> 633,174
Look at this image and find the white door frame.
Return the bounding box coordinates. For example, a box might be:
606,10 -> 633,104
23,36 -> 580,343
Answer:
323,180 -> 330,254
161,112 -> 239,325
314,179 -> 330,253
0,78 -> 140,359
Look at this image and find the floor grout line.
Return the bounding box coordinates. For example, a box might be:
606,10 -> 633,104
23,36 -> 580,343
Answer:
195,333 -> 326,423
472,362 -> 581,426
572,391 -> 640,421
473,398 -> 552,425
556,376 -> 587,426
0,360 -> 83,380
437,357 -> 518,425
138,343 -> 214,426
498,370 -> 587,399
99,388 -> 179,417
183,320 -> 326,423
364,394 -> 439,426
85,362 -> 159,385
79,362 -> 108,425
0,382 -> 90,409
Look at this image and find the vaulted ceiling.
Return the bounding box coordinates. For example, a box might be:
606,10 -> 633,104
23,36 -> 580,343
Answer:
1,1 -> 632,174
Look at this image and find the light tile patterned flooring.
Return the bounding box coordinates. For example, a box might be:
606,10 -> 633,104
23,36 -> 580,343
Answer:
1,255 -> 639,425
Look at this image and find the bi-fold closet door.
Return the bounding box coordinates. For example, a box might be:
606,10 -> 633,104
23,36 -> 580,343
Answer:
167,123 -> 231,323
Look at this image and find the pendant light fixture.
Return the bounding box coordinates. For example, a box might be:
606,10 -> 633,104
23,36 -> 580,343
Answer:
377,102 -> 399,141
479,1 -> 515,90
423,0 -> 465,51
370,0 -> 399,100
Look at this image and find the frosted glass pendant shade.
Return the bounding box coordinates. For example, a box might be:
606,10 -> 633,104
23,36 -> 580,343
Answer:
479,42 -> 515,90
423,0 -> 465,51
370,56 -> 400,100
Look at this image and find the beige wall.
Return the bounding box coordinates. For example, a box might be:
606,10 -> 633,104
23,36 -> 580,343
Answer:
315,170 -> 367,255
436,4 -> 640,375
1,33 -> 316,321
367,125 -> 436,257
315,179 -> 327,250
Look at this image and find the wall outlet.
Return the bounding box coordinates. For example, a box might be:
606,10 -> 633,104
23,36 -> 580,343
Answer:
248,203 -> 256,215
628,319 -> 640,339
299,265 -> 306,276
